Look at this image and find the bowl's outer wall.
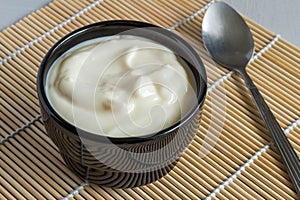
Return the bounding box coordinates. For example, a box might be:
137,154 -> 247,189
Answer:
37,20 -> 207,188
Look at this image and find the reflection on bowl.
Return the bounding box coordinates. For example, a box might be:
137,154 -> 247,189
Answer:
37,20 -> 207,188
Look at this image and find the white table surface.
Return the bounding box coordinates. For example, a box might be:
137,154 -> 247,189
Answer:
1,0 -> 300,48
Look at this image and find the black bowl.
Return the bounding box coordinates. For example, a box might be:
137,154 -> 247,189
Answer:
37,20 -> 207,188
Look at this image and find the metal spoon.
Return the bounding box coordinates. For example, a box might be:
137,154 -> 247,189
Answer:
202,2 -> 300,195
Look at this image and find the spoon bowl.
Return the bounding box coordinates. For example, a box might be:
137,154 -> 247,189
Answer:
202,2 -> 254,70
202,2 -> 300,195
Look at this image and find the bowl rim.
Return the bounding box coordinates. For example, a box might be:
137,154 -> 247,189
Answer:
37,20 -> 207,144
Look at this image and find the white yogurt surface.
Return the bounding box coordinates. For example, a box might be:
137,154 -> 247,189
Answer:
46,35 -> 196,137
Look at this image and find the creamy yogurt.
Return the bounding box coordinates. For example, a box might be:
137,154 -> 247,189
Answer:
46,35 -> 196,137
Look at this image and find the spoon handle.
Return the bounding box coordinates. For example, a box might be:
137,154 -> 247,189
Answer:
239,69 -> 300,196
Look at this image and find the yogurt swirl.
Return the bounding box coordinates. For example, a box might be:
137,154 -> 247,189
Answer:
46,35 -> 196,137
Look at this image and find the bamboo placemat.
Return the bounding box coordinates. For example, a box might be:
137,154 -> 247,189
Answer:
1,0 -> 300,199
